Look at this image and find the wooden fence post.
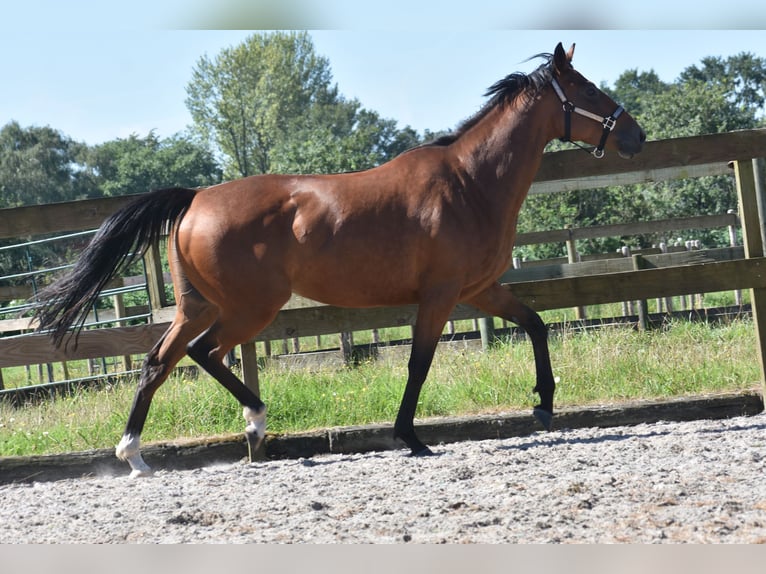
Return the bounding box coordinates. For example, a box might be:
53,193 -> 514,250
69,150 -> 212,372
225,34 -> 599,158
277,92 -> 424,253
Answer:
143,242 -> 167,312
734,159 -> 766,397
751,158 -> 766,249
240,341 -> 265,459
621,246 -> 633,317
240,341 -> 260,396
631,254 -> 649,331
340,332 -> 354,364
113,293 -> 132,371
479,316 -> 496,350
728,209 -> 743,306
566,226 -> 586,320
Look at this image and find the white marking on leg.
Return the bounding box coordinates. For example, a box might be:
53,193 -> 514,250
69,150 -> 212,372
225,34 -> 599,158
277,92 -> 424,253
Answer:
243,405 -> 267,439
115,433 -> 153,478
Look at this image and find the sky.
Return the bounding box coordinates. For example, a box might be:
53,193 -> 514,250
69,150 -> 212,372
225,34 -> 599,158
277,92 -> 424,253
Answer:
1,1 -> 765,146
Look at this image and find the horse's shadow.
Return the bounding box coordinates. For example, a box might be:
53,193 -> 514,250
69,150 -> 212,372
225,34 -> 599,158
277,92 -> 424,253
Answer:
289,449 -> 446,470
495,417 -> 766,452
268,418 -> 766,468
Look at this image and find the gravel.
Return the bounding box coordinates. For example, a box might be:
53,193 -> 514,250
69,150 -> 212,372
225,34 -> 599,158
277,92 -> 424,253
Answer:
2,413 -> 766,543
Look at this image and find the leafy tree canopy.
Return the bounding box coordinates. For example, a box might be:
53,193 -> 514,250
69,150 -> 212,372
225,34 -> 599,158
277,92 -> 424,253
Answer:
80,131 -> 221,197
0,121 -> 91,208
185,31 -> 420,178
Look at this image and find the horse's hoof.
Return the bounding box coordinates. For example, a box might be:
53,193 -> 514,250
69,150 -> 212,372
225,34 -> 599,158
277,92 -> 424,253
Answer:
128,468 -> 154,479
244,405 -> 267,462
533,407 -> 554,431
410,446 -> 435,457
246,430 -> 265,462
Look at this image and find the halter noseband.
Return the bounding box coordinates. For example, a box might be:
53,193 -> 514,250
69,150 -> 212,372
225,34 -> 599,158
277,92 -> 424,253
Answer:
551,78 -> 624,159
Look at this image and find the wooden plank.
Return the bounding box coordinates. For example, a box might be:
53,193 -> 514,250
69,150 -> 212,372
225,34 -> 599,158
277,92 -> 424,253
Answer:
508,258 -> 766,312
1,305 -> 154,336
514,229 -> 571,246
0,285 -> 34,300
570,213 -> 738,241
6,258 -> 764,370
0,195 -> 138,240
515,213 -> 738,246
151,293 -> 324,323
499,246 -> 743,284
530,162 -> 730,195
2,130 -> 763,241
0,323 -> 169,368
532,128 -> 766,184
0,317 -> 36,332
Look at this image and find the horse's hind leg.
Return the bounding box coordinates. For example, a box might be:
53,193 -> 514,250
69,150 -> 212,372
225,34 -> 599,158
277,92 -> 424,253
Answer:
186,303 -> 286,460
468,283 -> 556,430
116,296 -> 217,477
187,328 -> 266,461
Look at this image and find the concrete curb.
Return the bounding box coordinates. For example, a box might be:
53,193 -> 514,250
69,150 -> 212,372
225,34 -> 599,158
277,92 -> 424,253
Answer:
1,391 -> 762,484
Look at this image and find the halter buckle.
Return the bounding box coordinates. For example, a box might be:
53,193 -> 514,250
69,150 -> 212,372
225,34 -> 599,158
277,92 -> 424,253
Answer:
602,116 -> 617,131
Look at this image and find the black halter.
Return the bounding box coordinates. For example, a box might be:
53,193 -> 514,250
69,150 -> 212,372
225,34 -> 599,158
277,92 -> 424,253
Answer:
551,78 -> 624,159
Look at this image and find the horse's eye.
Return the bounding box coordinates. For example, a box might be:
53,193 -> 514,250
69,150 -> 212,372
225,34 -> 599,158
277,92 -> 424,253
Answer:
585,85 -> 598,98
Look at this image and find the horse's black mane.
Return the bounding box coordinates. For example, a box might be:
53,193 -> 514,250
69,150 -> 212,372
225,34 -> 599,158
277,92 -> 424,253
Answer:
426,53 -> 555,147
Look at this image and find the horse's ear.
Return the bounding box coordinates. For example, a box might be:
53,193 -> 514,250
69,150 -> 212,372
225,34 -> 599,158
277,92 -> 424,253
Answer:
553,42 -> 574,74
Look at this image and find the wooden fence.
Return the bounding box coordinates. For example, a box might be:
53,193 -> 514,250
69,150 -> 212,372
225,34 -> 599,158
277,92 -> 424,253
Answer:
1,129 -> 766,403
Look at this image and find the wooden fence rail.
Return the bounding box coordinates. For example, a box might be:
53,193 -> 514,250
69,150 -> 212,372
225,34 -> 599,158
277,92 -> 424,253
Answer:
1,129 -> 765,402
0,213 -> 740,339
3,130 -> 763,242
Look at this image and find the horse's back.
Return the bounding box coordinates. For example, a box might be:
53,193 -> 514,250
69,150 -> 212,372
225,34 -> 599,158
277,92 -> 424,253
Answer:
171,147 -> 500,308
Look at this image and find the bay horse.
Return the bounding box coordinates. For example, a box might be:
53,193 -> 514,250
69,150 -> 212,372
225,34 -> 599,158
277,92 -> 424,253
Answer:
34,43 -> 645,477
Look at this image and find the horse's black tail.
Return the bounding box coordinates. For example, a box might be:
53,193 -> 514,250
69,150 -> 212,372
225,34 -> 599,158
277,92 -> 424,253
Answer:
33,187 -> 198,347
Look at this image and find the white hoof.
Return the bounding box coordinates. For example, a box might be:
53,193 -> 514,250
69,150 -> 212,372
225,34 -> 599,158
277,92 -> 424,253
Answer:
116,433 -> 153,478
129,467 -> 154,479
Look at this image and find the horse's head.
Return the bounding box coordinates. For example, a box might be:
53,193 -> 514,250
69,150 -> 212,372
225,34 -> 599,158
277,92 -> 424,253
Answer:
550,42 -> 646,159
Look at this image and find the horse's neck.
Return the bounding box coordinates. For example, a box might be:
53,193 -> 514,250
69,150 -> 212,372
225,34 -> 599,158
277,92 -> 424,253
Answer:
454,96 -> 554,210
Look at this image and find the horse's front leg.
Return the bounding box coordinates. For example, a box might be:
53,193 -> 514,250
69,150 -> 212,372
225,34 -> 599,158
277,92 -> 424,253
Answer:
394,292 -> 459,455
467,283 -> 556,430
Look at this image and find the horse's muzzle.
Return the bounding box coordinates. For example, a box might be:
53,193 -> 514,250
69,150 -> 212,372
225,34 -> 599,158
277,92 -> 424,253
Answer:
617,127 -> 646,159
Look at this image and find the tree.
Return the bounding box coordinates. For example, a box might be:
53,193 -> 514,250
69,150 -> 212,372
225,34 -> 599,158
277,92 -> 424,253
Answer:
186,31 -> 335,178
81,131 -> 221,197
270,103 -> 421,174
606,69 -> 667,118
185,31 -> 421,179
679,53 -> 766,119
639,81 -> 755,139
0,121 -> 93,208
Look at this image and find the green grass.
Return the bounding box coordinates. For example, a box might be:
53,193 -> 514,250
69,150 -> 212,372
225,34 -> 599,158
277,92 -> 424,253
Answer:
0,317 -> 760,457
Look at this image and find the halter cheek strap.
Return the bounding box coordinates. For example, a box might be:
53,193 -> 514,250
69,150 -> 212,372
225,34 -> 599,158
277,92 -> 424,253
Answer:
551,78 -> 624,159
